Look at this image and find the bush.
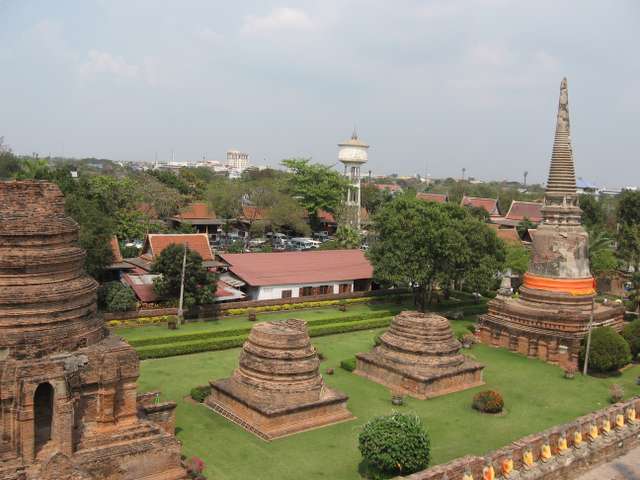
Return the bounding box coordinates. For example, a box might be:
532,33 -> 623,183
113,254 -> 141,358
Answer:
190,385 -> 212,403
472,390 -> 504,414
358,412 -> 430,475
621,319 -> 640,359
340,358 -> 356,372
99,282 -> 137,312
609,384 -> 624,403
580,327 -> 632,373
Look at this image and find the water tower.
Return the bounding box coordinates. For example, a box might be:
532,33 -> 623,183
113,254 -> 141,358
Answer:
338,129 -> 369,229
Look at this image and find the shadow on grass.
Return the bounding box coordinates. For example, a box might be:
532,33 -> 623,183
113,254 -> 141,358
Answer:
357,460 -> 396,480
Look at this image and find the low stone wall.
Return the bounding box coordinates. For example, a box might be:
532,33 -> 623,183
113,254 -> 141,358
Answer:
402,396 -> 640,480
104,307 -> 177,321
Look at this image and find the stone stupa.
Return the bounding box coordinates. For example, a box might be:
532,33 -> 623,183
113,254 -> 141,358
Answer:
355,311 -> 484,399
477,78 -> 625,368
0,181 -> 186,480
206,319 -> 354,440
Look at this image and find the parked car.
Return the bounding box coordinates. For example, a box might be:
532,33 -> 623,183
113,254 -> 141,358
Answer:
290,237 -> 320,250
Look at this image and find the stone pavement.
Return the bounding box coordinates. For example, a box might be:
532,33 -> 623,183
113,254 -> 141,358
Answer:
577,446 -> 640,480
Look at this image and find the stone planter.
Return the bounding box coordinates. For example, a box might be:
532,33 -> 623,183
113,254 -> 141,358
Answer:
391,394 -> 404,406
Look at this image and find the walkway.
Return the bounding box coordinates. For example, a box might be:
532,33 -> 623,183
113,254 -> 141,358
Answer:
577,447 -> 640,480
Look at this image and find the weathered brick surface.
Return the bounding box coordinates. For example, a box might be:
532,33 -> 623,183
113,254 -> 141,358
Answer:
206,319 -> 354,439
355,311 -> 484,399
0,181 -> 187,480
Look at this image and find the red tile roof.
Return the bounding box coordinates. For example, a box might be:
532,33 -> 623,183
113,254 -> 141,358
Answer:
122,275 -> 240,303
461,196 -> 500,215
142,234 -> 214,261
242,205 -> 268,221
317,209 -> 336,223
220,249 -> 373,287
178,202 -> 216,220
417,192 -> 448,203
496,228 -> 521,245
505,201 -> 543,222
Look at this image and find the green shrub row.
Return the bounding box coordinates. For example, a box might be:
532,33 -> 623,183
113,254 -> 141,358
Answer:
130,309 -> 397,348
136,316 -> 392,359
190,385 -> 212,403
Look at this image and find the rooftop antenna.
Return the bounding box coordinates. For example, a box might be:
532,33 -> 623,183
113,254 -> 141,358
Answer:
352,125 -> 358,140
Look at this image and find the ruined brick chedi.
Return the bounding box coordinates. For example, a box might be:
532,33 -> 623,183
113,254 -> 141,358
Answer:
0,181 -> 187,480
207,319 -> 353,440
477,78 -> 624,368
355,311 -> 484,399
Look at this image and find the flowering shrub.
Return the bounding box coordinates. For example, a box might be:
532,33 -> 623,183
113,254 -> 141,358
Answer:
472,390 -> 504,414
185,456 -> 206,479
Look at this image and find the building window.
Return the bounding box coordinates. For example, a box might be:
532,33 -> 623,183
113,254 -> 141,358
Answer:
339,283 -> 351,294
319,285 -> 331,295
281,290 -> 292,299
300,287 -> 314,297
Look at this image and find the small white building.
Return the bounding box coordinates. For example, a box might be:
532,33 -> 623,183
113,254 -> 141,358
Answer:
219,250 -> 373,301
338,130 -> 369,230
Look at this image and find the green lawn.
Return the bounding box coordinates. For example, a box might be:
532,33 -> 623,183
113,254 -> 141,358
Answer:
138,326 -> 640,480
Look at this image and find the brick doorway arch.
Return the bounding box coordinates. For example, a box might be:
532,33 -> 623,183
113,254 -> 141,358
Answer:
34,382 -> 54,453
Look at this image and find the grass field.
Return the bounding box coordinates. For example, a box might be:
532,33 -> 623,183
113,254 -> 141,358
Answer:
137,325 -> 640,480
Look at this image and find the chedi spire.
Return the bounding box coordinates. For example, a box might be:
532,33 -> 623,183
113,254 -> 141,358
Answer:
543,77 -> 581,225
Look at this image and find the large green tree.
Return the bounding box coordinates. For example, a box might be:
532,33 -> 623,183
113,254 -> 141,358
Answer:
281,158 -> 349,224
579,194 -> 605,228
0,139 -> 22,179
616,190 -> 640,271
152,244 -> 217,308
588,228 -> 618,276
367,197 -> 505,310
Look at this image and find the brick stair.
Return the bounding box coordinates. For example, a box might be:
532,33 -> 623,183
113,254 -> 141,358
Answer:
205,402 -> 271,442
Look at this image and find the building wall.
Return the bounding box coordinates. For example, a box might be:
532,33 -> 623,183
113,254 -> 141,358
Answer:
250,281 -> 356,301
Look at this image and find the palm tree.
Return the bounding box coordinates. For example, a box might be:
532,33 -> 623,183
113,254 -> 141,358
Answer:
335,225 -> 361,249
18,157 -> 50,179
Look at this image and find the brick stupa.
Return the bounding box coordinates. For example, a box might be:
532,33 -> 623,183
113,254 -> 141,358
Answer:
0,181 -> 187,480
477,78 -> 625,368
355,311 -> 484,399
206,319 -> 353,440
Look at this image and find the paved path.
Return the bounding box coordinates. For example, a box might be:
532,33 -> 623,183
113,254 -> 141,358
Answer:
577,447 -> 640,480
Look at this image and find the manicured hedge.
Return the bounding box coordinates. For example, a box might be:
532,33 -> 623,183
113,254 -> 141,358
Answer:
130,310 -> 396,348
136,317 -> 392,359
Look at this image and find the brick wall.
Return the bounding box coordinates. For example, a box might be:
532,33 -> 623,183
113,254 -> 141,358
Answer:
402,396 -> 640,480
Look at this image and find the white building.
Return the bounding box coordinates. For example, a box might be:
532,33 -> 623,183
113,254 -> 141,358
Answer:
219,250 -> 373,301
226,150 -> 249,171
338,130 -> 369,229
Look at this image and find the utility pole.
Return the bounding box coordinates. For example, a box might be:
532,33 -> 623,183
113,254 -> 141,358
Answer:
582,298 -> 596,375
177,244 -> 187,328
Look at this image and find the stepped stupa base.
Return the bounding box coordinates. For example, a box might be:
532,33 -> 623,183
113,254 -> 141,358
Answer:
206,380 -> 353,440
355,311 -> 485,399
355,353 -> 484,399
478,287 -> 625,369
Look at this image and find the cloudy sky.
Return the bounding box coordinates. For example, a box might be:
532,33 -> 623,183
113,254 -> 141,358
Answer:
1,1 -> 638,186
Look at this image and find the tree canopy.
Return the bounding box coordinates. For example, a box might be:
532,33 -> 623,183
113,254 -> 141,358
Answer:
281,158 -> 349,221
367,196 -> 505,310
152,244 -> 217,308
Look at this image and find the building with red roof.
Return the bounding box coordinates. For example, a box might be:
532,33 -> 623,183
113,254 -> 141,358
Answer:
219,249 -> 373,301
416,192 -> 448,204
460,196 -> 500,216
491,201 -> 543,227
169,202 -> 224,239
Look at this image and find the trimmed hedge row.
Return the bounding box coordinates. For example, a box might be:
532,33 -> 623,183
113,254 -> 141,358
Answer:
129,309 -> 397,348
136,316 -> 392,360
224,296 -> 381,316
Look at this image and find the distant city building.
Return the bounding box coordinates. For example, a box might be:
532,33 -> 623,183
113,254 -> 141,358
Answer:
338,130 -> 369,229
226,150 -> 249,171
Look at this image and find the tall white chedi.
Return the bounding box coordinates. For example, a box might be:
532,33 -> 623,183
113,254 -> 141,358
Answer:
338,129 -> 369,229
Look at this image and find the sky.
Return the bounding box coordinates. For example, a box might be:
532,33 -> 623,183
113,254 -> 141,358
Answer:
0,0 -> 639,186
